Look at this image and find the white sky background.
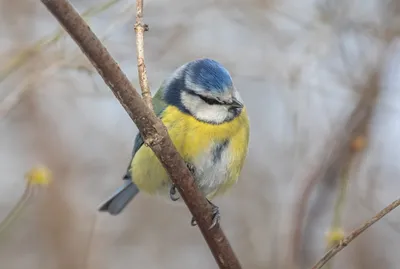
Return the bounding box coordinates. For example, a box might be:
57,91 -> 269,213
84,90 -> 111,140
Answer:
1,0 -> 400,268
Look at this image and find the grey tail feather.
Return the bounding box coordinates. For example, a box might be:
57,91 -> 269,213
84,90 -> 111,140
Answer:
98,181 -> 140,215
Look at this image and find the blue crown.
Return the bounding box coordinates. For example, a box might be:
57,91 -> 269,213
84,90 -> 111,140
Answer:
186,59 -> 233,93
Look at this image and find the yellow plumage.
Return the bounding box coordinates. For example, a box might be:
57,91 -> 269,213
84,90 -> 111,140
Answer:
131,106 -> 250,200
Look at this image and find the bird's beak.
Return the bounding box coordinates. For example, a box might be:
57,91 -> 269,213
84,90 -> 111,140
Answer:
230,97 -> 243,108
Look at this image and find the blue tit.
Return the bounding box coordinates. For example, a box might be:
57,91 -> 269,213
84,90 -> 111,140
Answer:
99,58 -> 250,227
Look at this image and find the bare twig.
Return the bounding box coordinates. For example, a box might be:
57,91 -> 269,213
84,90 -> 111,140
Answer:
39,1 -> 242,268
291,73 -> 380,268
311,198 -> 400,269
134,0 -> 153,110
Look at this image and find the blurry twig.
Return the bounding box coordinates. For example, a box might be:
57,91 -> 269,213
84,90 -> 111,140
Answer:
39,0 -> 242,268
0,58 -> 65,118
330,171 -> 350,233
82,215 -> 98,268
0,0 -> 132,118
0,166 -> 51,239
323,167 -> 349,269
324,136 -> 367,269
291,73 -> 380,268
0,0 -> 120,84
134,0 -> 153,110
311,198 -> 400,269
0,183 -> 33,237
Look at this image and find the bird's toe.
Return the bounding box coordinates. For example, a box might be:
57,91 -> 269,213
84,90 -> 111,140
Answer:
169,184 -> 180,201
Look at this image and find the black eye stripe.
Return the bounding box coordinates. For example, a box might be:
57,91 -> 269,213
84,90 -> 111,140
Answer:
186,90 -> 224,105
198,95 -> 222,105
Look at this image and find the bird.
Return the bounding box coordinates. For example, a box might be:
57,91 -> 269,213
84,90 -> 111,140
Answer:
98,58 -> 250,228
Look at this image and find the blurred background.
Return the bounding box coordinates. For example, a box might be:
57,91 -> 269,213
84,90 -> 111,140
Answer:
1,0 -> 400,268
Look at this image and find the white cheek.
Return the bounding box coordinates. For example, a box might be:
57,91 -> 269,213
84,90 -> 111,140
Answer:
181,92 -> 230,124
196,103 -> 230,123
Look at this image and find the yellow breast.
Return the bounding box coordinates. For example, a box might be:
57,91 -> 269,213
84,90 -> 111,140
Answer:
130,106 -> 250,198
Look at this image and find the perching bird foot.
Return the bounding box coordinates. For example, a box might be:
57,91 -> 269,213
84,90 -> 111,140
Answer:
169,163 -> 195,202
169,184 -> 180,201
186,162 -> 196,174
191,200 -> 220,230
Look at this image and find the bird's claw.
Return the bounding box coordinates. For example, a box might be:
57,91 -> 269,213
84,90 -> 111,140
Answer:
209,204 -> 221,229
191,217 -> 197,226
191,200 -> 220,230
169,163 -> 195,202
169,184 -> 180,201
186,162 -> 196,174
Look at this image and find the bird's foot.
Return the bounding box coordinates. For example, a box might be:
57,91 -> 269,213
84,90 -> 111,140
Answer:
186,162 -> 196,174
191,200 -> 220,230
169,184 -> 180,201
170,163 -> 195,202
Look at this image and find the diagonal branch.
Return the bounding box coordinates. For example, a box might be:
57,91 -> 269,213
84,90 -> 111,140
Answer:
134,0 -> 152,111
39,0 -> 242,268
311,198 -> 400,269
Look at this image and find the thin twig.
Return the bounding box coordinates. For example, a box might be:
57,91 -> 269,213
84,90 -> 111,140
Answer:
0,183 -> 33,238
311,198 -> 400,269
324,165 -> 350,269
134,0 -> 153,110
39,1 -> 242,268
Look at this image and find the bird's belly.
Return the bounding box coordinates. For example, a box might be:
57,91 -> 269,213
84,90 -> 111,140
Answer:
190,142 -> 232,198
131,140 -> 234,200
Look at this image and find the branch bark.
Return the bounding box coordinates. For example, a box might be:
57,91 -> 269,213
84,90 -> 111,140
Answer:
39,0 -> 242,268
311,198 -> 400,269
134,0 -> 153,111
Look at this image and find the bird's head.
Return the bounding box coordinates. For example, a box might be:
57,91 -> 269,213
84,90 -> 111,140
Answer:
163,58 -> 244,124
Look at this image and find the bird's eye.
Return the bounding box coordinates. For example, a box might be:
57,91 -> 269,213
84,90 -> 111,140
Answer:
199,96 -> 222,105
187,90 -> 224,105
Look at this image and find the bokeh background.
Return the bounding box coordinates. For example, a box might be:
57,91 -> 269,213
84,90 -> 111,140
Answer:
1,0 -> 400,268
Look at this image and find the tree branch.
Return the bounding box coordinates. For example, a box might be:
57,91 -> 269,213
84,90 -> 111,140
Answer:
134,0 -> 152,110
311,198 -> 400,269
39,0 -> 242,268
